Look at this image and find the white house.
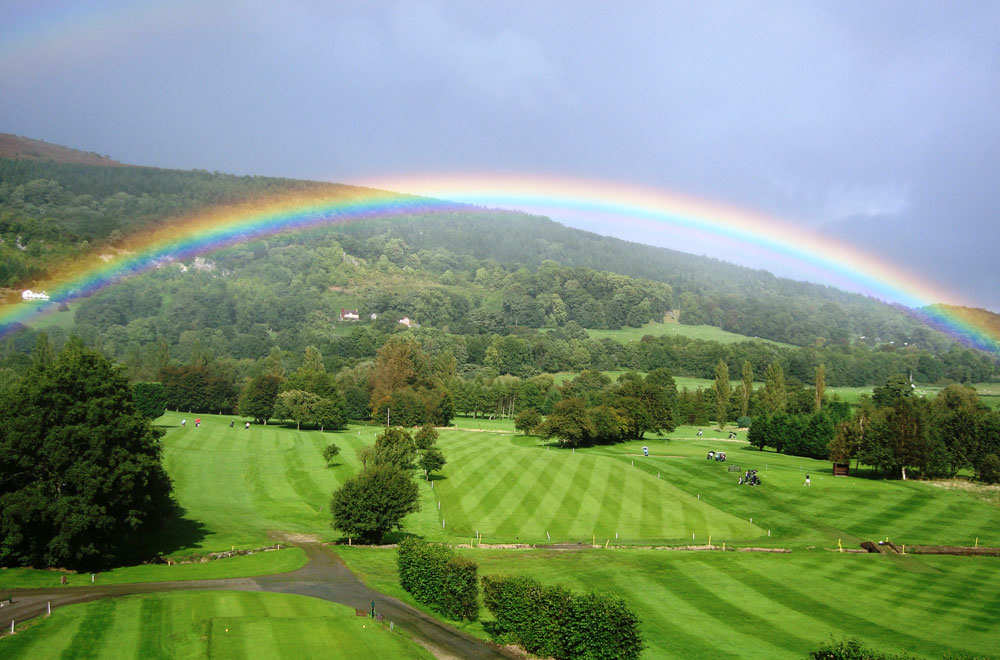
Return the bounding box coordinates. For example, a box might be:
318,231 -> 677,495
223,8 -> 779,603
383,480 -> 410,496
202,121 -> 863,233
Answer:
398,317 -> 414,328
22,289 -> 50,301
339,308 -> 360,321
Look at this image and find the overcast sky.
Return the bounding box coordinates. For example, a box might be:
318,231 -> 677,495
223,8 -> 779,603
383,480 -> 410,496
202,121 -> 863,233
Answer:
2,1 -> 998,310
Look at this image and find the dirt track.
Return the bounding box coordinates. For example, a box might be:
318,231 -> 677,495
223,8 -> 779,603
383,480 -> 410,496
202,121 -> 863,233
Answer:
2,543 -> 516,659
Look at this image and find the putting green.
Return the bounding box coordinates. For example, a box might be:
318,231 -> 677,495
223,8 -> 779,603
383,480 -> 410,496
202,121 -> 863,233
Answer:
0,591 -> 433,659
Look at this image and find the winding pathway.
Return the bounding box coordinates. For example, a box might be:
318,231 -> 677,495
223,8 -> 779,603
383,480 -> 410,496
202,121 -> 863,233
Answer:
2,544 -> 516,659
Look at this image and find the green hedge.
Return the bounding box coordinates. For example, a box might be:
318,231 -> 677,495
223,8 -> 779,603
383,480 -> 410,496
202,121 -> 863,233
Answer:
481,575 -> 643,660
397,538 -> 478,620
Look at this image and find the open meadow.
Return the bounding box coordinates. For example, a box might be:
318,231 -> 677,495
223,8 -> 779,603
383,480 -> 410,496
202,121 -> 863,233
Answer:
585,320 -> 794,347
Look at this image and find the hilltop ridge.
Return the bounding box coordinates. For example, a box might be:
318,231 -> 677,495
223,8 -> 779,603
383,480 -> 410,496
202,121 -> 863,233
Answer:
0,133 -> 121,166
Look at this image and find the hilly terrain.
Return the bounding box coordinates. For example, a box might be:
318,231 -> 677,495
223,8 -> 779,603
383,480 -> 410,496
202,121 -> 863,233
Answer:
0,137 -> 998,389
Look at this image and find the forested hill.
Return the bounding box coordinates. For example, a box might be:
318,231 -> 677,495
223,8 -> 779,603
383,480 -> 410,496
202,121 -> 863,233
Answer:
0,152 -> 991,362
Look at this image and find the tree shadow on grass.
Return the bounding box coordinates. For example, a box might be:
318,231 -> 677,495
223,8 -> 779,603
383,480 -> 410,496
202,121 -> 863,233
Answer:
133,501 -> 209,560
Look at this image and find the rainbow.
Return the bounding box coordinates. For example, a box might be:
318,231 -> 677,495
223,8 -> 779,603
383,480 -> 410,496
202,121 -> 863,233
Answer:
1,175 -> 997,351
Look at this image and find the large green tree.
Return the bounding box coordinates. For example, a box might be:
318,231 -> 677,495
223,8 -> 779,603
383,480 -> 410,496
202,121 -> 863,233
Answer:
238,372 -> 282,424
0,339 -> 172,570
330,464 -> 420,543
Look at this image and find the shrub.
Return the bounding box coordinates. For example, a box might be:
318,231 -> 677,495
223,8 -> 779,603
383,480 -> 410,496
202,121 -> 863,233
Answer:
322,442 -> 340,466
809,638 -> 919,660
978,453 -> 1000,484
397,538 -> 478,620
481,574 -> 643,660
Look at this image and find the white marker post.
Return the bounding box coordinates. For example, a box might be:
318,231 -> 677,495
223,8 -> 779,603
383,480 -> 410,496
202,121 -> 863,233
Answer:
47,601 -> 51,616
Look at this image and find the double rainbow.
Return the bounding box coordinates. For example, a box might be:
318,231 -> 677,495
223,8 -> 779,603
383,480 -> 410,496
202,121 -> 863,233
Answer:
1,175 -> 996,351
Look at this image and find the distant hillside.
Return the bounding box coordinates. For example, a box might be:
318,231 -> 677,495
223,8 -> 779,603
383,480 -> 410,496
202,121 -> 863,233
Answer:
0,136 -> 992,360
0,133 -> 121,166
918,304 -> 1000,353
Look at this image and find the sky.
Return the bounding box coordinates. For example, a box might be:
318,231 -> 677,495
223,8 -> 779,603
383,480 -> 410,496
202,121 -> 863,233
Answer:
1,1 -> 998,310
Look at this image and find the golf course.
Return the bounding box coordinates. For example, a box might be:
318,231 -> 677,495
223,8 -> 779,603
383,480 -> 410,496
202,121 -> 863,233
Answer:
3,412 -> 999,658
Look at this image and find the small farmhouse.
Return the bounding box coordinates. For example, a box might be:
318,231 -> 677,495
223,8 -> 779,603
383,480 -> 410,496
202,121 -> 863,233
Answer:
339,308 -> 360,321
22,289 -> 50,301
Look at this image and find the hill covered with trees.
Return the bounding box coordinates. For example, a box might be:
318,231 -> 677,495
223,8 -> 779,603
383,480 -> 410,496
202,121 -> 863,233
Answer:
1,152 -> 997,391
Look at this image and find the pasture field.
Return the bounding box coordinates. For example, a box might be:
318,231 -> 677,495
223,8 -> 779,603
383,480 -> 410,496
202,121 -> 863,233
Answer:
336,546 -> 1000,660
585,320 -> 794,347
0,547 -> 306,589
0,591 -> 432,659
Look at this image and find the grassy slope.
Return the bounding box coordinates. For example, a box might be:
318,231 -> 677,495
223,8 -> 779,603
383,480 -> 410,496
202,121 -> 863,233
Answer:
587,320 -> 794,347
158,413 -> 381,551
0,591 -> 432,659
336,546 -> 1000,660
0,547 -> 306,589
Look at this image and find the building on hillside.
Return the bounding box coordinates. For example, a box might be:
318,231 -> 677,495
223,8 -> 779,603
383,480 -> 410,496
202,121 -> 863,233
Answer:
369,313 -> 378,320
22,289 -> 50,301
339,308 -> 360,321
398,316 -> 418,328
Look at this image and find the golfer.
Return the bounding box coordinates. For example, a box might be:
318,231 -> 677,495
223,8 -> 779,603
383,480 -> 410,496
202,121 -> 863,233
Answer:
804,474 -> 811,487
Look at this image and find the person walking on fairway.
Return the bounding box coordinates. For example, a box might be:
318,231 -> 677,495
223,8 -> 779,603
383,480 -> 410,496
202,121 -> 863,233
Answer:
804,474 -> 811,487
181,418 -> 186,427
245,421 -> 250,430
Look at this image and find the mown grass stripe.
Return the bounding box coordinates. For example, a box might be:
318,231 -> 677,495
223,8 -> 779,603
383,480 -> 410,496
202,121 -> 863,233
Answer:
704,555 -> 979,658
59,597 -> 117,659
654,559 -> 816,654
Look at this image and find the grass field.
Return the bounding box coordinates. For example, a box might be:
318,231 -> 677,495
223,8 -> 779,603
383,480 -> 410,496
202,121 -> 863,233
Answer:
0,591 -> 432,659
0,547 -> 306,589
586,320 -> 794,347
10,413 -> 1000,658
336,546 -> 1000,659
156,413 -> 383,551
154,414 -> 1000,551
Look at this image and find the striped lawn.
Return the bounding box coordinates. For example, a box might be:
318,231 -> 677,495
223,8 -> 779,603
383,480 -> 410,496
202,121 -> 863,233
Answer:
157,415 -> 1000,552
602,428 -> 1000,547
0,591 -> 432,659
337,546 -> 1000,660
428,432 -> 763,544
159,412 -> 380,551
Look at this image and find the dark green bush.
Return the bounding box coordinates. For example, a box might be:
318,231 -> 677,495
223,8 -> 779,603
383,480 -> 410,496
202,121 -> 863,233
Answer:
397,538 -> 478,621
809,639 -> 918,660
131,381 -> 167,419
481,574 -> 643,660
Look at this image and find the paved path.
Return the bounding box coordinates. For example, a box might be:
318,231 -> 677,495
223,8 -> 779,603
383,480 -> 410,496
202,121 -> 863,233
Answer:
2,544 -> 515,659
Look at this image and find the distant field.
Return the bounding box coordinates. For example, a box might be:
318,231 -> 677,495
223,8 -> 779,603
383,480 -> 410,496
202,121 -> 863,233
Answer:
338,546 -> 1000,660
0,591 -> 431,659
8,301 -> 76,332
586,320 -> 794,347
